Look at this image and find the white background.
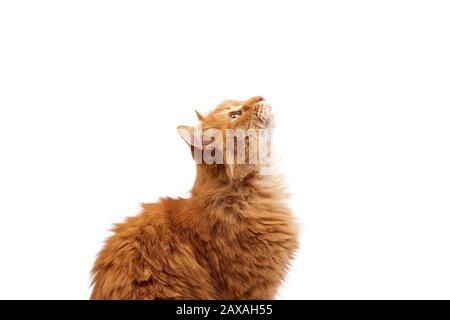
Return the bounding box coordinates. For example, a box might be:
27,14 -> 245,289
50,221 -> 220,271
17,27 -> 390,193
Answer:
0,1 -> 449,299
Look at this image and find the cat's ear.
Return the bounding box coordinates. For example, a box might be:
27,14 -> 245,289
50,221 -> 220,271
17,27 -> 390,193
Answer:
195,110 -> 205,121
177,125 -> 203,149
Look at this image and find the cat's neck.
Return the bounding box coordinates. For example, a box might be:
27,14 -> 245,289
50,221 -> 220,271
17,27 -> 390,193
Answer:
192,165 -> 252,196
191,164 -> 228,196
174,164 -> 288,236
190,164 -> 284,208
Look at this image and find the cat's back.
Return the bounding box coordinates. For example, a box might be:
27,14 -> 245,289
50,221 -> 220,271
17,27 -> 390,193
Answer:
90,198 -> 215,299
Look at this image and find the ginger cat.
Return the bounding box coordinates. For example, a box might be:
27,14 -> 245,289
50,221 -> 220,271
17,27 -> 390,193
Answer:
90,96 -> 298,299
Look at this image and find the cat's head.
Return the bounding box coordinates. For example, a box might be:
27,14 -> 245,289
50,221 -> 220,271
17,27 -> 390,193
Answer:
177,96 -> 273,179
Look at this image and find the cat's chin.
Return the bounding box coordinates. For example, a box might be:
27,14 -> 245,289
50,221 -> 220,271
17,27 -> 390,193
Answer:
256,100 -> 274,128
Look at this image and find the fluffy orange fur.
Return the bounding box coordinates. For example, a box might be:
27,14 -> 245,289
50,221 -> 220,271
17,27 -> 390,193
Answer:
90,96 -> 299,299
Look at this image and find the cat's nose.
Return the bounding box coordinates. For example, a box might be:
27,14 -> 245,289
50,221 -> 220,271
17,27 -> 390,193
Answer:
245,96 -> 265,106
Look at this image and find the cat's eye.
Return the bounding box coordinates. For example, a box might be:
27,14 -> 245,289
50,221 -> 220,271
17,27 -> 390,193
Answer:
229,111 -> 241,120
